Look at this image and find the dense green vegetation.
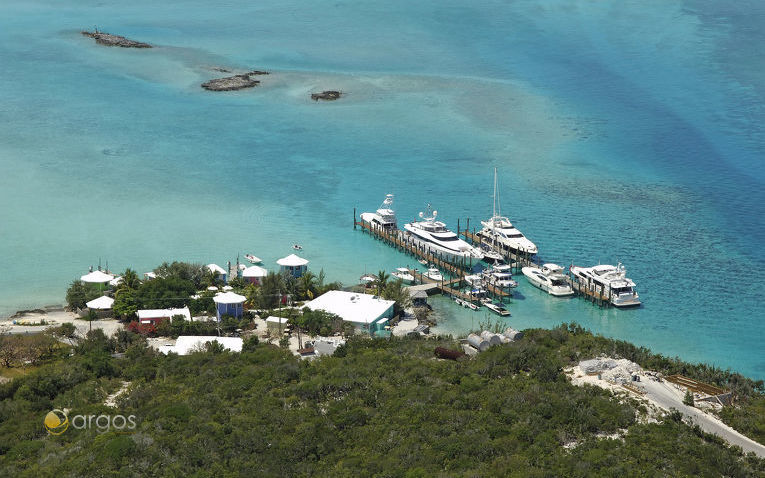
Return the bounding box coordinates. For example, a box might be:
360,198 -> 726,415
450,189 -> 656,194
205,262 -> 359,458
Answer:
0,325 -> 762,477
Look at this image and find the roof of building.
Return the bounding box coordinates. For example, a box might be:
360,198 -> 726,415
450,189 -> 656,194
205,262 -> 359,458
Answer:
86,295 -> 114,310
265,316 -> 289,324
80,270 -> 115,283
409,289 -> 428,299
207,263 -> 227,275
242,265 -> 268,278
276,254 -> 309,267
163,336 -> 243,355
305,290 -> 395,325
213,291 -> 246,304
136,307 -> 191,321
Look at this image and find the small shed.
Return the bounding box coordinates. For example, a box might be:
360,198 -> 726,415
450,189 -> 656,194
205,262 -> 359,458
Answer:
277,254 -> 309,278
213,291 -> 246,321
242,265 -> 268,285
265,316 -> 290,334
162,336 -> 243,355
409,289 -> 428,307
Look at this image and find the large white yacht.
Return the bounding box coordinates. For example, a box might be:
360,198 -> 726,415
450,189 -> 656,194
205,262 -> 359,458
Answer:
360,194 -> 397,230
521,264 -> 574,297
404,205 -> 484,262
569,263 -> 640,307
478,168 -> 537,255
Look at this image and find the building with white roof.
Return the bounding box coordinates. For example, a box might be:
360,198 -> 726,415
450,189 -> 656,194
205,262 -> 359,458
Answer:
137,307 -> 192,325
242,265 -> 268,285
160,336 -> 243,355
305,290 -> 395,336
213,291 -> 246,321
265,316 -> 290,334
206,263 -> 228,283
276,254 -> 309,278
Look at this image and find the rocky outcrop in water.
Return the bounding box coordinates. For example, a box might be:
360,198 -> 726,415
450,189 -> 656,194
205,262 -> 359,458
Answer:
311,90 -> 342,101
201,70 -> 270,91
81,31 -> 152,48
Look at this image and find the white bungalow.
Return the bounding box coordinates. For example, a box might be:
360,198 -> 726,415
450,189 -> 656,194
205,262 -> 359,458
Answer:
277,254 -> 309,278
161,336 -> 243,355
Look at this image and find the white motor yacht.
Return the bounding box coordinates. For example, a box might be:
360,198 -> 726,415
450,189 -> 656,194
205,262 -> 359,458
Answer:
485,269 -> 518,289
521,263 -> 574,297
391,267 -> 415,284
360,194 -> 397,230
424,267 -> 444,282
404,205 -> 484,262
480,244 -> 504,264
570,263 -> 640,307
478,168 -> 537,255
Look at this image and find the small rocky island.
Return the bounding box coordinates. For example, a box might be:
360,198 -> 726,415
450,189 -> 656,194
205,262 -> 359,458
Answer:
81,31 -> 152,48
311,90 -> 342,101
201,70 -> 270,92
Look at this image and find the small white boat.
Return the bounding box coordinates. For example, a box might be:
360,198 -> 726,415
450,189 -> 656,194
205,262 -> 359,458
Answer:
464,274 -> 484,286
244,254 -> 262,264
424,267 -> 444,281
484,302 -> 511,316
522,263 -> 574,297
391,267 -> 415,284
292,244 -> 303,251
359,273 -> 378,284
418,258 -> 429,266
466,301 -> 480,311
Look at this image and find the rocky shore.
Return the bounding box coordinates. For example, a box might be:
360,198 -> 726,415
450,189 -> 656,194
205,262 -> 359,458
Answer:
201,70 -> 269,91
81,31 -> 152,48
311,90 -> 342,101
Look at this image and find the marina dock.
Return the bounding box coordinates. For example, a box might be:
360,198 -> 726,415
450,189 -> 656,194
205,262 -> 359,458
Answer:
354,217 -> 510,303
356,211 -> 621,308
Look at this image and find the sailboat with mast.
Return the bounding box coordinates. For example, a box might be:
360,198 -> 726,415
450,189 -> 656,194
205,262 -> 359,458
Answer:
478,168 -> 537,255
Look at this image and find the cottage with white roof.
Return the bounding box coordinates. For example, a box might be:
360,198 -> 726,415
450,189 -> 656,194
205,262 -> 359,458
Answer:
305,290 -> 395,336
137,307 -> 192,325
276,254 -> 309,278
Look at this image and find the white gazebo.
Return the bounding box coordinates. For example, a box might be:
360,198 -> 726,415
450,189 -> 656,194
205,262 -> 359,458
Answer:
213,291 -> 246,321
242,265 -> 268,285
86,295 -> 114,310
276,254 -> 309,278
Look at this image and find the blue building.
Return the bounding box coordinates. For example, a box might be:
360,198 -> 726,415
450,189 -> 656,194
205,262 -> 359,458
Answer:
212,291 -> 246,321
276,254 -> 309,278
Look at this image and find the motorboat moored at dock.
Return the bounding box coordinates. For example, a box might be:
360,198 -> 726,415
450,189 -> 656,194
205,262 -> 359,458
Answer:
404,205 -> 484,262
570,263 -> 640,307
391,267 -> 415,284
522,264 -> 574,297
424,267 -> 444,282
360,194 -> 397,231
478,168 -> 537,255
484,301 -> 510,316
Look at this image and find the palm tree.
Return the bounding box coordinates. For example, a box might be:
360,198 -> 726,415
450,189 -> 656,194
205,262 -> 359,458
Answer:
383,278 -> 412,316
374,270 -> 389,296
298,271 -> 317,300
118,268 -> 141,291
202,270 -> 222,288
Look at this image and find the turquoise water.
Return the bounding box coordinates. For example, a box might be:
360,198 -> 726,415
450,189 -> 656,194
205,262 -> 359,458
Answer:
1,1 -> 763,378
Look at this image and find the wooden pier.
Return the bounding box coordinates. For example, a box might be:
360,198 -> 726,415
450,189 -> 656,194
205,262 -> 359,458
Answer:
353,216 -> 510,303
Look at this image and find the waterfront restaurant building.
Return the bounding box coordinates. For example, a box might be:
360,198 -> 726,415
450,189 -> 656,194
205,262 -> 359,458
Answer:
305,290 -> 395,336
277,254 -> 309,278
